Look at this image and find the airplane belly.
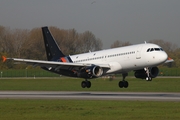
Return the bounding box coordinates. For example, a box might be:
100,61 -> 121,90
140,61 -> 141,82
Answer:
106,62 -> 122,73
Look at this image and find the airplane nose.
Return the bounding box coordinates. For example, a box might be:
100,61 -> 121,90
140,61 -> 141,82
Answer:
146,51 -> 168,66
159,52 -> 168,63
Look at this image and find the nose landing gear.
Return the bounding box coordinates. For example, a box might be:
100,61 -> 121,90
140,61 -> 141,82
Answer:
144,67 -> 152,81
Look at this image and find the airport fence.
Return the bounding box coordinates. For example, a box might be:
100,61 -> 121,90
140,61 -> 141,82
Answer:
0,69 -> 60,78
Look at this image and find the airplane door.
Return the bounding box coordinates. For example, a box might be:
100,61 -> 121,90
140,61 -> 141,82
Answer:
136,45 -> 143,59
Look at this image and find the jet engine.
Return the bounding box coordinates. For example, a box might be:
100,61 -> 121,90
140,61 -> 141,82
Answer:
77,65 -> 103,78
134,67 -> 159,79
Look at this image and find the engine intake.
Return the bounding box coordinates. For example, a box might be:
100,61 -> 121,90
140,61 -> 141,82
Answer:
134,67 -> 159,79
78,65 -> 103,78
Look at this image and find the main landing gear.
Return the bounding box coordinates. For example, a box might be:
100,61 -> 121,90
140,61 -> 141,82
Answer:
119,73 -> 129,88
81,80 -> 91,88
81,73 -> 129,89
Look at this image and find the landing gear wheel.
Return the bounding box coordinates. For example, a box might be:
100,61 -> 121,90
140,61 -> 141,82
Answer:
146,77 -> 152,81
124,81 -> 129,88
86,81 -> 91,88
144,67 -> 153,81
119,81 -> 124,88
119,73 -> 129,88
118,81 -> 129,88
81,81 -> 87,88
81,81 -> 91,88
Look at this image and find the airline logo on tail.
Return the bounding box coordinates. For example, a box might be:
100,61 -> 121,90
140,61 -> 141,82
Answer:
60,56 -> 73,62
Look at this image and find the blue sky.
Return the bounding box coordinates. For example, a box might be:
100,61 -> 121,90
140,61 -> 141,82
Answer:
0,0 -> 180,48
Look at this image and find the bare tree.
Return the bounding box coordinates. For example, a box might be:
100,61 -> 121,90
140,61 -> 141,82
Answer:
21,28 -> 45,60
0,26 -> 14,54
0,26 -> 103,68
94,38 -> 103,51
148,39 -> 178,68
111,40 -> 131,48
50,28 -> 102,54
79,31 -> 96,52
11,29 -> 29,58
148,39 -> 177,52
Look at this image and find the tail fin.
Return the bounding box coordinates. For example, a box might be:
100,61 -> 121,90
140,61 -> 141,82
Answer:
42,27 -> 65,61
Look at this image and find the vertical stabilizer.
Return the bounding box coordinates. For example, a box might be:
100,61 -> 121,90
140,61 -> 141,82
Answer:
42,27 -> 65,61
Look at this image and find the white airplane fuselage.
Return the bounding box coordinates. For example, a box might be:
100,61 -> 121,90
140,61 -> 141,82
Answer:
70,43 -> 168,75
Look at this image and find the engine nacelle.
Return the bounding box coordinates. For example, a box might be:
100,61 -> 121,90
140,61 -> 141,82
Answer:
134,67 -> 159,79
78,65 -> 103,78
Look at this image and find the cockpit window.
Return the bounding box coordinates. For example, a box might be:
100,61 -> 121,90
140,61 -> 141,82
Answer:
154,48 -> 160,51
147,48 -> 164,52
147,48 -> 150,52
150,48 -> 154,52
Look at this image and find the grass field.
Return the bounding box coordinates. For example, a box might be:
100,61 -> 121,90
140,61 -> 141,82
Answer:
0,77 -> 180,120
0,77 -> 180,92
0,100 -> 180,120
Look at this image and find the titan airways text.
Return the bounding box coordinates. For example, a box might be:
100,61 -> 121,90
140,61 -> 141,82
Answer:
3,27 -> 173,88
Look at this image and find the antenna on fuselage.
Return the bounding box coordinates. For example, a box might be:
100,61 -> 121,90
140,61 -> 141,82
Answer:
144,41 -> 147,44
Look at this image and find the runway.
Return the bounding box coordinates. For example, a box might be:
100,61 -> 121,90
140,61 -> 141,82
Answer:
0,91 -> 180,101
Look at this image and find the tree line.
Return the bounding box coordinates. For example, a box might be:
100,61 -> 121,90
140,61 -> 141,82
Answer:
0,25 -> 179,68
0,26 -> 102,69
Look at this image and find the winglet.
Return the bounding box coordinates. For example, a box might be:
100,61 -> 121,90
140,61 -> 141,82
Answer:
2,56 -> 7,62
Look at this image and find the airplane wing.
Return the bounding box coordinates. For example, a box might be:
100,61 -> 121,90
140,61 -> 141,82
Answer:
164,57 -> 174,63
4,57 -> 110,69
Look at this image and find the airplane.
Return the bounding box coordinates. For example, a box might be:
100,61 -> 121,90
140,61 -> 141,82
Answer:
3,26 -> 173,88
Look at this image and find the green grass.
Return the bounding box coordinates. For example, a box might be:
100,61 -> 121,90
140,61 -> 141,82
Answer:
0,100 -> 180,120
0,77 -> 180,92
0,77 -> 180,120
